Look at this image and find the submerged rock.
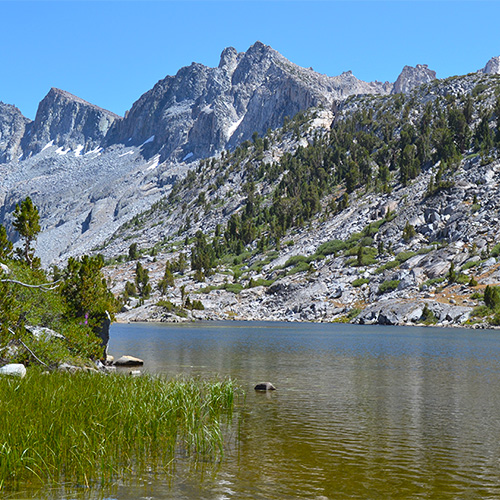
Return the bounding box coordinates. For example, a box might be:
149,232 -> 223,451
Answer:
254,382 -> 276,391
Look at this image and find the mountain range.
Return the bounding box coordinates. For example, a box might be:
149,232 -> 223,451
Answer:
0,42 -> 498,267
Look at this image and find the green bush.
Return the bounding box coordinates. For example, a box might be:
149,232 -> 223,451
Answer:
375,259 -> 400,274
352,278 -> 370,287
395,251 -> 417,263
420,304 -> 438,325
472,305 -> 491,318
491,243 -> 500,258
317,239 -> 346,256
491,312 -> 500,326
484,285 -> 500,311
223,283 -> 244,294
347,307 -> 362,319
284,254 -> 309,268
287,261 -> 311,275
378,279 -> 401,294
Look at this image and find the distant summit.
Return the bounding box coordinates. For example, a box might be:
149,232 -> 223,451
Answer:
2,44 -> 499,168
104,41 -> 391,162
481,56 -> 500,74
392,64 -> 437,94
21,87 -> 119,158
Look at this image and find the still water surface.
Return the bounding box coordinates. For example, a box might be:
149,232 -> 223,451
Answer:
102,321 -> 500,499
13,321 -> 500,499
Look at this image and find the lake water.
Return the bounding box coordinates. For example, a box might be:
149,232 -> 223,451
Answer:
102,321 -> 500,499
12,321 -> 500,499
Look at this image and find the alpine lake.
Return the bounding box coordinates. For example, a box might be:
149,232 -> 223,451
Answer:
10,321 -> 500,499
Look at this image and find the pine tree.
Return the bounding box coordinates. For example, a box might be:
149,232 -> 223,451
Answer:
13,197 -> 40,268
158,261 -> 175,296
135,261 -> 151,299
0,224 -> 13,262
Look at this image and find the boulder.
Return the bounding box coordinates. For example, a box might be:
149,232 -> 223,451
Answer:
113,355 -> 144,366
0,363 -> 26,378
254,382 -> 276,391
96,311 -> 112,356
0,263 -> 11,275
26,325 -> 65,341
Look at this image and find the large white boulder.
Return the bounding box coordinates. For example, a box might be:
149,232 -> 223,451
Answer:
0,364 -> 27,378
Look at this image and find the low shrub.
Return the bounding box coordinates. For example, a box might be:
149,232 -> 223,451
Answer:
378,279 -> 400,294
352,278 -> 370,287
317,239 -> 346,256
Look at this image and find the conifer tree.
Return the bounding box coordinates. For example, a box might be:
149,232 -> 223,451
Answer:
0,224 -> 13,262
135,261 -> 151,299
13,197 -> 40,268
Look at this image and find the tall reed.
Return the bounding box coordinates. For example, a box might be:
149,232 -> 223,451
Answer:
0,369 -> 236,492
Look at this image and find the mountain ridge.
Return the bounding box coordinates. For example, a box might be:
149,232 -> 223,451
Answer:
0,41 -> 438,166
0,43 -> 498,269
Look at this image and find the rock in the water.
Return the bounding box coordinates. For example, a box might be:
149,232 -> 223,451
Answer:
114,355 -> 144,366
254,382 -> 276,391
0,363 -> 27,378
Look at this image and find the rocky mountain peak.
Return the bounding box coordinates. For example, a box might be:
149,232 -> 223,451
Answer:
21,87 -> 120,157
0,102 -> 31,163
218,46 -> 238,72
392,64 -> 436,94
482,56 -> 500,74
104,42 -> 398,163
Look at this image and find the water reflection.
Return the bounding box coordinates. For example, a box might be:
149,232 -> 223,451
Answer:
12,322 -> 500,499
105,321 -> 500,499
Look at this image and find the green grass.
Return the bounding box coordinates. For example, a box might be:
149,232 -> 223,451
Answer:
0,370 -> 237,492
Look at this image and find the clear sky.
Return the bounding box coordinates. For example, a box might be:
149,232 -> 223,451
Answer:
1,1 -> 499,120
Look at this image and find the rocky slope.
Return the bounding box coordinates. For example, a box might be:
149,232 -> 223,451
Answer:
102,70 -> 500,329
0,42 -> 426,264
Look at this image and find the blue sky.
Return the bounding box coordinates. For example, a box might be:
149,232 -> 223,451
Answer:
1,1 -> 499,120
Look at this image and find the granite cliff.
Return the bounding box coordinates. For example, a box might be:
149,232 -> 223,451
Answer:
0,42 -> 410,264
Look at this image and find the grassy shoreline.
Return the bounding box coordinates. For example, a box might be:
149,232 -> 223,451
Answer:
0,369 -> 236,493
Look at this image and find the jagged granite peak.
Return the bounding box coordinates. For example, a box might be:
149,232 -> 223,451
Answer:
392,64 -> 437,94
482,56 -> 500,74
0,102 -> 31,163
21,87 -> 121,157
105,41 -> 392,162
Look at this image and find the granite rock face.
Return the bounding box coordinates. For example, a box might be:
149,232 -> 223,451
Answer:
21,88 -> 120,158
482,56 -> 500,74
392,64 -> 437,94
0,102 -> 31,163
104,41 -> 392,162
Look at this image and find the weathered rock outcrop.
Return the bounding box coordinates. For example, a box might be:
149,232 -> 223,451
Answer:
104,41 -> 391,162
392,64 -> 436,94
21,88 -> 120,157
482,56 -> 500,74
0,102 -> 31,163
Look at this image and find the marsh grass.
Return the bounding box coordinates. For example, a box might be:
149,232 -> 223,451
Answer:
0,370 -> 236,492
